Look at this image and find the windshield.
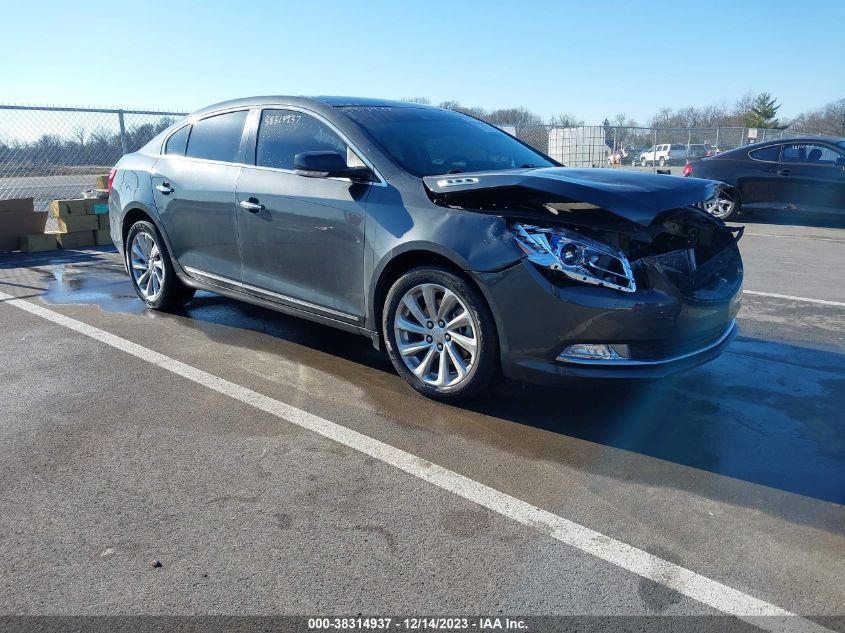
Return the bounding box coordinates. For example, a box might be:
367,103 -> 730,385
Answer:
341,106 -> 555,177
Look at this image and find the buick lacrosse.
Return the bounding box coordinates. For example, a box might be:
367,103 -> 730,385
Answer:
108,96 -> 743,401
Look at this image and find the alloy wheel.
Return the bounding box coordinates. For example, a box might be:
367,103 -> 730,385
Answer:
393,283 -> 477,388
129,230 -> 164,301
705,193 -> 735,219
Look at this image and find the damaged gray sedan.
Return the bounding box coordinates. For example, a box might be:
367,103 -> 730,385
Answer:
109,97 -> 743,401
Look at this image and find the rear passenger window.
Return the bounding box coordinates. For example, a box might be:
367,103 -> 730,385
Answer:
749,145 -> 781,161
185,110 -> 248,163
781,143 -> 841,164
164,125 -> 190,156
256,109 -> 347,170
671,144 -> 685,150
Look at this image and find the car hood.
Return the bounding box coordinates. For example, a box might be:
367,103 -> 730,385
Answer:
423,167 -> 719,226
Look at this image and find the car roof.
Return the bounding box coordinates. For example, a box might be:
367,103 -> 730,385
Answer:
188,95 -> 432,119
713,136 -> 844,158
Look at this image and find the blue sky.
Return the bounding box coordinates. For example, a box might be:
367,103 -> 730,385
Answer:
4,0 -> 843,122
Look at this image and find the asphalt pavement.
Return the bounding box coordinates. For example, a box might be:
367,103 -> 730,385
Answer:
0,210 -> 843,631
0,174 -> 100,210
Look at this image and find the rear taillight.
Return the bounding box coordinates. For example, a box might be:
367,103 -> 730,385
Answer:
682,162 -> 693,177
107,168 -> 117,194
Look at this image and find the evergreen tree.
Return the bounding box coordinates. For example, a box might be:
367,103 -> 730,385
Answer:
743,93 -> 784,129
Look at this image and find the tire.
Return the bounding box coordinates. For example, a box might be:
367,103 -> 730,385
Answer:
383,267 -> 499,402
659,157 -> 666,167
704,189 -> 741,221
640,158 -> 647,167
125,220 -> 195,309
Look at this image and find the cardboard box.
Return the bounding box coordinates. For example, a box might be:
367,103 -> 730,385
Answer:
57,231 -> 96,249
56,215 -> 100,233
0,198 -> 34,213
98,214 -> 110,230
87,201 -> 109,215
94,174 -> 110,189
20,233 -> 59,252
94,229 -> 113,246
48,199 -> 88,217
0,209 -> 48,251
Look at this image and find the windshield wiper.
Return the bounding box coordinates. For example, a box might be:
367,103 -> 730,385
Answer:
520,163 -> 536,168
447,168 -> 466,174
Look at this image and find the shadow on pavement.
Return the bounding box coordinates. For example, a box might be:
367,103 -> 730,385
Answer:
24,252 -> 845,523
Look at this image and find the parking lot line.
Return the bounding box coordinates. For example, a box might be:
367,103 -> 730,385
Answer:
0,289 -> 833,633
744,290 -> 845,308
744,232 -> 845,244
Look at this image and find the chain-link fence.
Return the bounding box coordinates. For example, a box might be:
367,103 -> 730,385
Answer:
0,104 -> 821,212
513,125 -> 817,172
0,105 -> 188,210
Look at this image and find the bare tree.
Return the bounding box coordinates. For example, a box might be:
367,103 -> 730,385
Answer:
71,125 -> 86,147
791,98 -> 845,136
485,107 -> 543,127
549,113 -> 584,127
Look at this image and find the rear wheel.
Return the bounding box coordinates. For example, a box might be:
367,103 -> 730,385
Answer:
126,220 -> 195,309
658,157 -> 666,167
704,189 -> 740,220
383,267 -> 498,402
640,157 -> 647,167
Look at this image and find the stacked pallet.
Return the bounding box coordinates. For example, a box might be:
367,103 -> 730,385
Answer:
47,197 -> 112,249
1,175 -> 113,253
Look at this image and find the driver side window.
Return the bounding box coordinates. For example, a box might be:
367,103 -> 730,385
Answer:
256,109 -> 350,170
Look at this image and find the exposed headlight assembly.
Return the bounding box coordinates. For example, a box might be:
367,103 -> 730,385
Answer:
510,223 -> 636,293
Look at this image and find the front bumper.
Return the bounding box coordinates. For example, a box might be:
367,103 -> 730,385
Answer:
471,257 -> 742,383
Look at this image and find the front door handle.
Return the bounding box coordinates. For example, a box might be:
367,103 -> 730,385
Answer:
777,169 -> 791,177
239,198 -> 265,213
155,183 -> 174,194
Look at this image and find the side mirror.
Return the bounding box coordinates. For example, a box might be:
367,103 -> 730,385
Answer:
835,157 -> 845,168
294,151 -> 373,182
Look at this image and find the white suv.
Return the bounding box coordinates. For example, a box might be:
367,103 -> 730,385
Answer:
638,144 -> 688,167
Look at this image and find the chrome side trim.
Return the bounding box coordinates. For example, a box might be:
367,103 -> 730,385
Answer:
157,104 -> 387,186
183,266 -> 237,286
182,266 -> 357,321
240,281 -> 355,319
556,321 -> 736,367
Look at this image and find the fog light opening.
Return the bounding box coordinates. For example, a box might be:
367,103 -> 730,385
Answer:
558,343 -> 630,362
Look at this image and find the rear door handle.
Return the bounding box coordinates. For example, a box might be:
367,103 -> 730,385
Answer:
155,183 -> 174,194
239,198 -> 265,213
777,169 -> 791,177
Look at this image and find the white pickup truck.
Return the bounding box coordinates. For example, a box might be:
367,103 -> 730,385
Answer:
638,144 -> 688,167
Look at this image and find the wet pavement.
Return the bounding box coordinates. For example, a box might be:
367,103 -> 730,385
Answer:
0,217 -> 843,623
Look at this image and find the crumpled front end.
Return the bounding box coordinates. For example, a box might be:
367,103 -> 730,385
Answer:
508,207 -> 744,306
427,171 -> 744,380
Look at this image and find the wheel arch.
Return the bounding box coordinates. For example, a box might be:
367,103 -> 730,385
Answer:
368,245 -> 486,349
121,205 -> 184,275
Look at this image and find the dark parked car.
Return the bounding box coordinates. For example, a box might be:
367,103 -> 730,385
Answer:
684,137 -> 845,220
108,97 -> 743,401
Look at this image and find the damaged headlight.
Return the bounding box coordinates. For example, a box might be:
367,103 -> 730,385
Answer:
510,223 -> 637,293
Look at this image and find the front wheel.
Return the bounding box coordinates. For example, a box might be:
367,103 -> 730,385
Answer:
704,189 -> 740,220
658,157 -> 666,167
383,267 -> 499,402
126,220 -> 195,309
